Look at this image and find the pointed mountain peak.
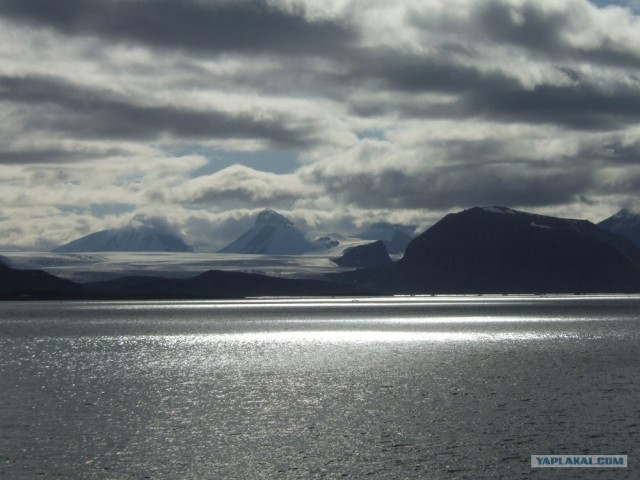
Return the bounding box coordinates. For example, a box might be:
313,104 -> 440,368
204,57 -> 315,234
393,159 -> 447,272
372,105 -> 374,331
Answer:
219,209 -> 310,254
255,208 -> 293,226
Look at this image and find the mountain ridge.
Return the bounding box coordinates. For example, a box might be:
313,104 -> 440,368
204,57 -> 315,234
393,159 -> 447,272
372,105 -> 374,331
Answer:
336,206 -> 640,294
0,262 -> 85,298
5,206 -> 640,299
599,208 -> 640,248
53,218 -> 193,253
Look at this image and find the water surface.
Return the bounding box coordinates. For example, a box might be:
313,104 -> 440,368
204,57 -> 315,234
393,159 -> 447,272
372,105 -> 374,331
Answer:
1,296 -> 638,478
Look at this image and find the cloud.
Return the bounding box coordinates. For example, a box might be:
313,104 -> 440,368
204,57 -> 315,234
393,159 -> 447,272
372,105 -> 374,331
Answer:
127,213 -> 177,235
0,150 -> 206,213
0,0 -> 355,57
0,147 -> 123,165
471,0 -> 640,67
300,137 -> 594,210
0,74 -> 319,148
170,164 -> 315,207
461,79 -> 640,130
2,0 -> 640,249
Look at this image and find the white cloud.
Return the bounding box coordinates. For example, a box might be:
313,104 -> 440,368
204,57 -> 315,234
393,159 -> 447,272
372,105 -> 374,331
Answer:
168,164 -> 317,207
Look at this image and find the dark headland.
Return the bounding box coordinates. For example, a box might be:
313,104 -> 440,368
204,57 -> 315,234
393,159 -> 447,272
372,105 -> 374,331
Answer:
336,207 -> 640,294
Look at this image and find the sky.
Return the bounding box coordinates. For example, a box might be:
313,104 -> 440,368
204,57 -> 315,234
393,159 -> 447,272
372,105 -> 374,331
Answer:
2,0 -> 640,251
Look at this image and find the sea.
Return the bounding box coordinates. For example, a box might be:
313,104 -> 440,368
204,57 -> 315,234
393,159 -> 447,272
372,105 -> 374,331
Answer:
1,296 -> 638,479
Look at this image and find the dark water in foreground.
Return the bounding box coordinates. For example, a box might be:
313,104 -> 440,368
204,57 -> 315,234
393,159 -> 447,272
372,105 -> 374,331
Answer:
1,296 -> 639,479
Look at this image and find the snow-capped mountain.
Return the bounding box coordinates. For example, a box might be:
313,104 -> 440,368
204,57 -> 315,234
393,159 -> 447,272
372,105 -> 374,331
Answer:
53,217 -> 193,253
598,209 -> 640,247
218,209 -> 314,255
355,222 -> 415,254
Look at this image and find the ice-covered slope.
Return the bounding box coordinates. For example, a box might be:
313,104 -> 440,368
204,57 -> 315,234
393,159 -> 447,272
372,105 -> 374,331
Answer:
53,218 -> 193,253
219,209 -> 314,255
599,209 -> 640,247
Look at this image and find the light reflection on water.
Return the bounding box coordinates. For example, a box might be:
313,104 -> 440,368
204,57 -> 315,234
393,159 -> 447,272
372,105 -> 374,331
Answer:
151,329 -> 581,345
1,296 -> 639,479
60,293 -> 640,307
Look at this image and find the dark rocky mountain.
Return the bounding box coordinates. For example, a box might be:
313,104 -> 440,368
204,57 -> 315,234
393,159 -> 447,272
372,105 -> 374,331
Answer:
332,240 -> 392,268
355,222 -> 415,254
85,269 -> 365,298
0,263 -> 84,298
598,208 -> 640,247
219,209 -> 313,255
338,206 -> 640,294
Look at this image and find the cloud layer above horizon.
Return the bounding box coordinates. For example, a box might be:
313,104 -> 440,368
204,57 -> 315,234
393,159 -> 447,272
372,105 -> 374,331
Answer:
1,0 -> 640,250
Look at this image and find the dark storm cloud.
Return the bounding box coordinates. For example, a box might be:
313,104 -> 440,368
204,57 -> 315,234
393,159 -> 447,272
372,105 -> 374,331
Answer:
600,140 -> 640,164
0,148 -> 121,165
471,0 -> 640,68
3,0 -> 634,135
331,2 -> 640,130
579,137 -> 640,165
346,58 -> 640,130
474,1 -> 568,55
462,81 -> 640,130
0,0 -> 354,57
303,162 -> 593,210
0,75 -> 316,148
427,139 -> 531,165
350,50 -> 519,94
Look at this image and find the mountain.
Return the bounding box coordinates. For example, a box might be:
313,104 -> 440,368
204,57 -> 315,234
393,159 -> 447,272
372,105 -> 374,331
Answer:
85,269 -> 366,298
598,208 -> 640,247
0,261 -> 366,299
332,240 -> 392,268
218,208 -> 314,255
0,263 -> 84,298
355,222 -> 415,254
53,218 -> 193,253
338,206 -> 640,294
